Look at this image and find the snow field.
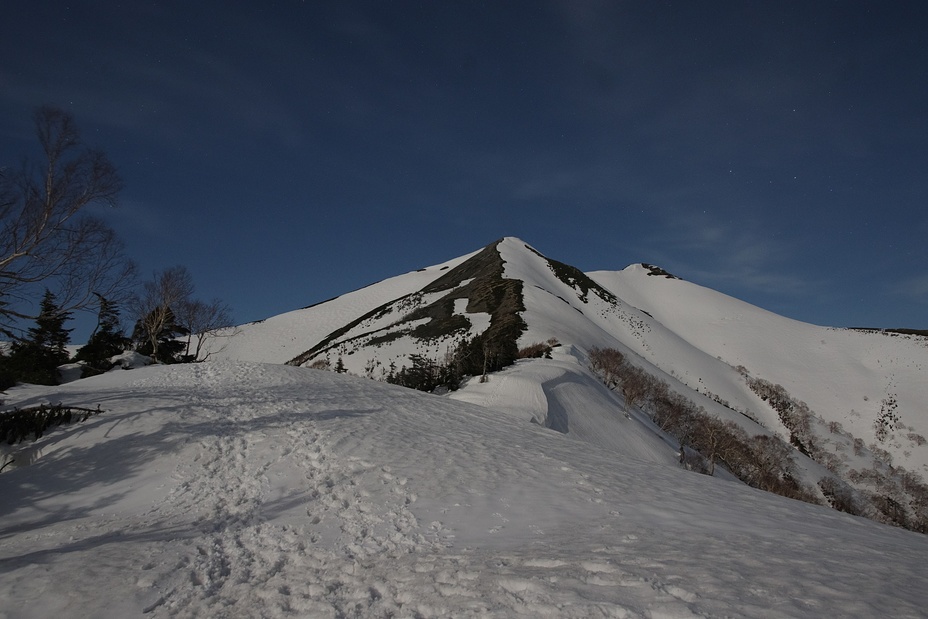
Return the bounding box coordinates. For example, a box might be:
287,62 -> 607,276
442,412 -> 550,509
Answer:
2,361 -> 927,617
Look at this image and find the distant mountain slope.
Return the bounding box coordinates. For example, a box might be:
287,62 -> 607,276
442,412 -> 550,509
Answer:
206,249 -> 478,364
284,239 -> 525,375
590,265 -> 928,474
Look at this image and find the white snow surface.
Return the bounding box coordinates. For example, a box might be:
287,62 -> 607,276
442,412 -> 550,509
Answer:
449,348 -> 676,465
2,361 -> 927,618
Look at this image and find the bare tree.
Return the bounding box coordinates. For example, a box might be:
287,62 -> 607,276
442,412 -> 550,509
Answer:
0,106 -> 135,335
699,416 -> 741,476
620,364 -> 652,415
588,346 -> 625,389
175,297 -> 235,361
588,347 -> 656,415
131,266 -> 194,362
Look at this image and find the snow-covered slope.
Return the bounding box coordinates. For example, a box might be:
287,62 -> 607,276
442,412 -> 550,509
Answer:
205,249 -> 478,364
449,347 -> 677,464
590,264 -> 928,474
2,362 -> 927,618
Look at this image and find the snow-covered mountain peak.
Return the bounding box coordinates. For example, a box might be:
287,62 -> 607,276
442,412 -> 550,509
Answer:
282,237 -> 633,376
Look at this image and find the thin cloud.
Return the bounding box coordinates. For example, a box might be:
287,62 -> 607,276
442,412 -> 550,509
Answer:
641,211 -> 810,298
890,274 -> 928,304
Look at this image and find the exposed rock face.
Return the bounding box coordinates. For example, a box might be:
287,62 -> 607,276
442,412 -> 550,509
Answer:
287,239 -> 526,369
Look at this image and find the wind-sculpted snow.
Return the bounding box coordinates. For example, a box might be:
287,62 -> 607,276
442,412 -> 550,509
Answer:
449,351 -> 676,464
2,362 -> 926,617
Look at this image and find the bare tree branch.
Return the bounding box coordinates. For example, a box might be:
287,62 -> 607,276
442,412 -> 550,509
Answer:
0,106 -> 135,335
175,297 -> 236,361
130,266 -> 194,361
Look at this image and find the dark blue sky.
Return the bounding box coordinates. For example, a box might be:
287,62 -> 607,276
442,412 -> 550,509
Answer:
2,1 -> 926,337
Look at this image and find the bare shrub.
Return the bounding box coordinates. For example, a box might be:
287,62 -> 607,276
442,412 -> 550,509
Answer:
175,297 -> 235,361
588,348 -> 819,506
308,358 -> 331,370
868,490 -> 909,529
588,346 -> 625,389
650,388 -> 695,434
853,437 -> 865,456
818,476 -> 862,515
745,376 -> 818,456
620,365 -> 653,414
517,341 -> 553,359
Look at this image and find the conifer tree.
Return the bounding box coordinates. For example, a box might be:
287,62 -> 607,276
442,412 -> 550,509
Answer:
7,289 -> 72,385
74,294 -> 129,376
0,349 -> 15,391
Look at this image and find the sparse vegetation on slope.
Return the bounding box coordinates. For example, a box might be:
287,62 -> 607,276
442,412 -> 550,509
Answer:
641,264 -> 680,279
850,327 -> 928,338
739,368 -> 928,532
524,244 -> 617,304
588,347 -> 818,503
591,347 -> 928,532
